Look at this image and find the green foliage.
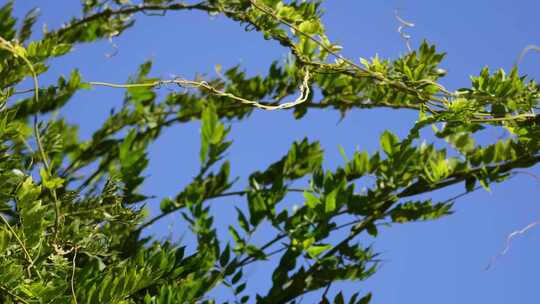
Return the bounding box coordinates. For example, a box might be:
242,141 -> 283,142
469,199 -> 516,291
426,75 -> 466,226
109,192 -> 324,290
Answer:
0,1 -> 539,303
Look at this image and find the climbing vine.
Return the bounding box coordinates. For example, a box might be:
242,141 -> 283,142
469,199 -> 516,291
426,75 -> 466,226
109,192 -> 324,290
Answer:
0,1 -> 538,303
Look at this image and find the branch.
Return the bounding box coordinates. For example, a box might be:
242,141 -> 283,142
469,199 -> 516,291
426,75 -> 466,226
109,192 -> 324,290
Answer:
247,0 -> 452,100
398,154 -> 540,198
55,2 -> 215,39
258,154 -> 540,303
137,188 -> 310,232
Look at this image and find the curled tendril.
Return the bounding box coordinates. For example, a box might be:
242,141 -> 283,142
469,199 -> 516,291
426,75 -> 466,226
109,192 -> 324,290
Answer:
89,67 -> 311,111
394,9 -> 415,52
516,44 -> 540,66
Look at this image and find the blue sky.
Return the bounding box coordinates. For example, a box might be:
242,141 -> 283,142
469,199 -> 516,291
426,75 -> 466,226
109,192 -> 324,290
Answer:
12,1 -> 540,303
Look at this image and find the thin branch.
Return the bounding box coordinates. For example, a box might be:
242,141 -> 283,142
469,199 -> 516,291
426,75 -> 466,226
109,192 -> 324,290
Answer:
321,282 -> 332,301
138,188 -> 310,232
398,154 -> 540,198
12,88 -> 35,95
442,185 -> 483,204
469,113 -> 537,123
55,2 -> 215,38
238,234 -> 288,268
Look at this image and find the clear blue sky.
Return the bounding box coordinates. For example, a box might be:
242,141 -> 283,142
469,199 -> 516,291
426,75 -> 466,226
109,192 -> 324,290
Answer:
13,1 -> 540,303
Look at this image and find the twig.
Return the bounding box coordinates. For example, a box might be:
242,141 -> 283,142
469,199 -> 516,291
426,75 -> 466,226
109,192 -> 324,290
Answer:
442,185 -> 483,204
238,239 -> 287,268
321,282 -> 332,300
56,2 -> 214,38
12,88 -> 35,95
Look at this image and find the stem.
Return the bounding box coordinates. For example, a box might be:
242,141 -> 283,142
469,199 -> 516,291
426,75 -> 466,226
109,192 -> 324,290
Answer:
33,116 -> 62,242
0,285 -> 29,304
0,214 -> 36,278
238,234 -> 288,267
71,248 -> 78,304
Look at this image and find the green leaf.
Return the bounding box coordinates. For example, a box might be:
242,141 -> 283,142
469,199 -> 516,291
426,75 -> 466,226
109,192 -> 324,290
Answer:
334,292 -> 345,304
200,103 -> 226,164
228,225 -> 243,247
298,20 -> 321,35
18,7 -> 39,43
246,245 -> 267,260
235,207 -> 250,232
127,85 -> 156,104
247,191 -> 267,226
324,187 -> 338,213
346,151 -> 370,178
219,244 -> 231,267
380,131 -> 399,157
358,293 -> 372,304
51,43 -> 72,56
338,144 -> 348,163
366,223 -> 378,237
355,151 -> 370,175
235,282 -> 247,294
39,167 -> 64,190
465,177 -> 476,192
0,2 -> 16,40
232,270 -> 243,284
304,191 -> 320,209
390,200 -> 453,223
479,178 -> 491,192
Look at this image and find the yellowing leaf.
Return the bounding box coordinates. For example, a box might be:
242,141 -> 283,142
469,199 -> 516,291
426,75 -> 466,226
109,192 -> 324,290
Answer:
307,244 -> 332,258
